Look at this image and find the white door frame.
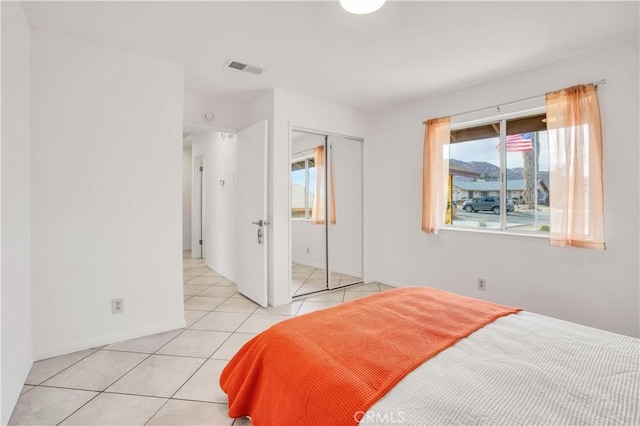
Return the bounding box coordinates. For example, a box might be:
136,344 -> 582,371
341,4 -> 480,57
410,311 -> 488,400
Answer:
193,155 -> 205,259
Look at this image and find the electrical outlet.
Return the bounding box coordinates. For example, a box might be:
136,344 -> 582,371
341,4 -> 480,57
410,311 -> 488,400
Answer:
477,279 -> 487,291
112,298 -> 124,314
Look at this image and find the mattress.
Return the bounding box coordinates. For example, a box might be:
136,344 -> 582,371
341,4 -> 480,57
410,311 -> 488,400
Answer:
222,288 -> 639,425
363,311 -> 639,425
221,287 -> 520,425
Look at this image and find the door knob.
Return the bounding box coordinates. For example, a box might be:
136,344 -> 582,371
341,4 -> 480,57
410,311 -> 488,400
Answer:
251,220 -> 269,227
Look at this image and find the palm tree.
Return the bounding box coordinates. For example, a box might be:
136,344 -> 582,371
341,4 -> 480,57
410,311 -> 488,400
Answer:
522,132 -> 540,208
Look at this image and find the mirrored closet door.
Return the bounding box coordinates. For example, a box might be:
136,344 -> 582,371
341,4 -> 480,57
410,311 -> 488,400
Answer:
290,129 -> 363,297
290,131 -> 328,296
327,135 -> 363,289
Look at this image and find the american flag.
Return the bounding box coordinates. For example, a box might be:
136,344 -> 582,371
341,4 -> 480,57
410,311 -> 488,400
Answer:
497,132 -> 533,152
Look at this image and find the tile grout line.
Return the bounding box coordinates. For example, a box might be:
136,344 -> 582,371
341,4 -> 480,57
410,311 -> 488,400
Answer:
30,278 -> 206,424
50,287 -> 246,426
52,267 -> 235,426
18,386 -> 37,396
182,269 -> 222,285
54,351 -> 154,425
143,397 -> 172,426
23,259 -> 261,426
184,276 -> 227,290
18,259 -> 182,425
55,394 -> 102,426
184,277 -> 241,301
148,287 -> 253,409
27,348 -> 99,387
292,302 -> 303,316
169,396 -> 229,405
158,302 -> 263,421
171,290 -> 275,398
182,272 -> 210,284
153,291 -> 235,354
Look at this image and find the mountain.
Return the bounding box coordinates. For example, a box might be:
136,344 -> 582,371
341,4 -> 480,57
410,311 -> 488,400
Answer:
450,159 -> 549,184
450,160 -> 501,180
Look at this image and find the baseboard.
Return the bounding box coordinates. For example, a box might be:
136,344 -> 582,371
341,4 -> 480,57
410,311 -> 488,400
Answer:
270,294 -> 292,308
2,355 -> 34,425
366,276 -> 403,288
291,258 -> 325,270
334,268 -> 363,279
204,260 -> 236,283
33,318 -> 186,361
292,259 -> 362,279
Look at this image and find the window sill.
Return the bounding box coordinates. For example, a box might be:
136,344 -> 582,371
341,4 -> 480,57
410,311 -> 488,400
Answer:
291,218 -> 313,222
439,226 -> 549,241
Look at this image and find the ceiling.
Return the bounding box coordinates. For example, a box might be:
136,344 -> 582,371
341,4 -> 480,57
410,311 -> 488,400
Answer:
22,1 -> 639,111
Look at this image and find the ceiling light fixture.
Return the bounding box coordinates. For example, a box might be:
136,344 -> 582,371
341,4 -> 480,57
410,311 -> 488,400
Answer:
340,0 -> 386,14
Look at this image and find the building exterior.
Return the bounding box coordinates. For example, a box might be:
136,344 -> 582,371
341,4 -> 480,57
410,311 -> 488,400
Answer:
452,179 -> 549,204
291,183 -> 314,218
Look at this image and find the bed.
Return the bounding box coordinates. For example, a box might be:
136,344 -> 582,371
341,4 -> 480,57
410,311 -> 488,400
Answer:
220,287 -> 639,425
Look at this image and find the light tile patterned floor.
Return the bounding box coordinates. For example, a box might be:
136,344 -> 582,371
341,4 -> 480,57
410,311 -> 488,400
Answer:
291,262 -> 364,296
9,252 -> 391,425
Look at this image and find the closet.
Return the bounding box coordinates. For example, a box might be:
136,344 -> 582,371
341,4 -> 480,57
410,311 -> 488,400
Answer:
290,129 -> 363,297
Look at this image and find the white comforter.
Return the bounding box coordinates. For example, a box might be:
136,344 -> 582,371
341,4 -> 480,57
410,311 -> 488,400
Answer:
363,312 -> 639,425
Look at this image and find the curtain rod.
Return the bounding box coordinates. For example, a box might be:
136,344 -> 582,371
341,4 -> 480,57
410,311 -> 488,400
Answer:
422,79 -> 607,124
292,147 -> 317,157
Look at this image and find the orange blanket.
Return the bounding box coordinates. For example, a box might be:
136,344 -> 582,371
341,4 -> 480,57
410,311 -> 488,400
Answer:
220,287 -> 521,425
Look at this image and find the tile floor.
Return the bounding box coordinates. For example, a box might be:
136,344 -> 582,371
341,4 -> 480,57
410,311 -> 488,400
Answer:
291,262 -> 363,296
10,252 -> 392,425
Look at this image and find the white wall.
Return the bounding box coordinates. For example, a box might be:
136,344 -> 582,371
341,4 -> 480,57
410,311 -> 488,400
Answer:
291,221 -> 325,268
274,90 -> 367,303
365,38 -> 640,337
31,30 -> 185,359
1,2 -> 32,423
191,131 -> 238,280
184,92 -> 247,132
182,147 -> 192,250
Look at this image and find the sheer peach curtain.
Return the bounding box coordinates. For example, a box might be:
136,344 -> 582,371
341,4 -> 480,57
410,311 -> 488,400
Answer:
546,84 -> 605,249
422,117 -> 450,233
311,145 -> 336,225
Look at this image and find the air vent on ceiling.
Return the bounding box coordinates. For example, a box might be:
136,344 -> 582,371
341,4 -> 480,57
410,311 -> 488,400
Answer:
225,59 -> 264,75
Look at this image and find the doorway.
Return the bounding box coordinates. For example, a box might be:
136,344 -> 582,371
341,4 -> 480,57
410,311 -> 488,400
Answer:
290,128 -> 364,297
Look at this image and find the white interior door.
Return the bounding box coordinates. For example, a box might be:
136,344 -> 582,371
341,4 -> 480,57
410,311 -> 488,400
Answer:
236,120 -> 268,307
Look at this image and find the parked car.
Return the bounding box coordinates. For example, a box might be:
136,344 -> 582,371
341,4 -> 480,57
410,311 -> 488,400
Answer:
462,197 -> 514,214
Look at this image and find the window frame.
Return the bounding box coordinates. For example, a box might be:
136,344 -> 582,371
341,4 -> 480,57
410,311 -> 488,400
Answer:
445,106 -> 549,237
291,154 -> 315,220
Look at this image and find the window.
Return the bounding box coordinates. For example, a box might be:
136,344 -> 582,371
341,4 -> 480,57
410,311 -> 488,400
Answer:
448,113 -> 549,233
291,157 -> 316,219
